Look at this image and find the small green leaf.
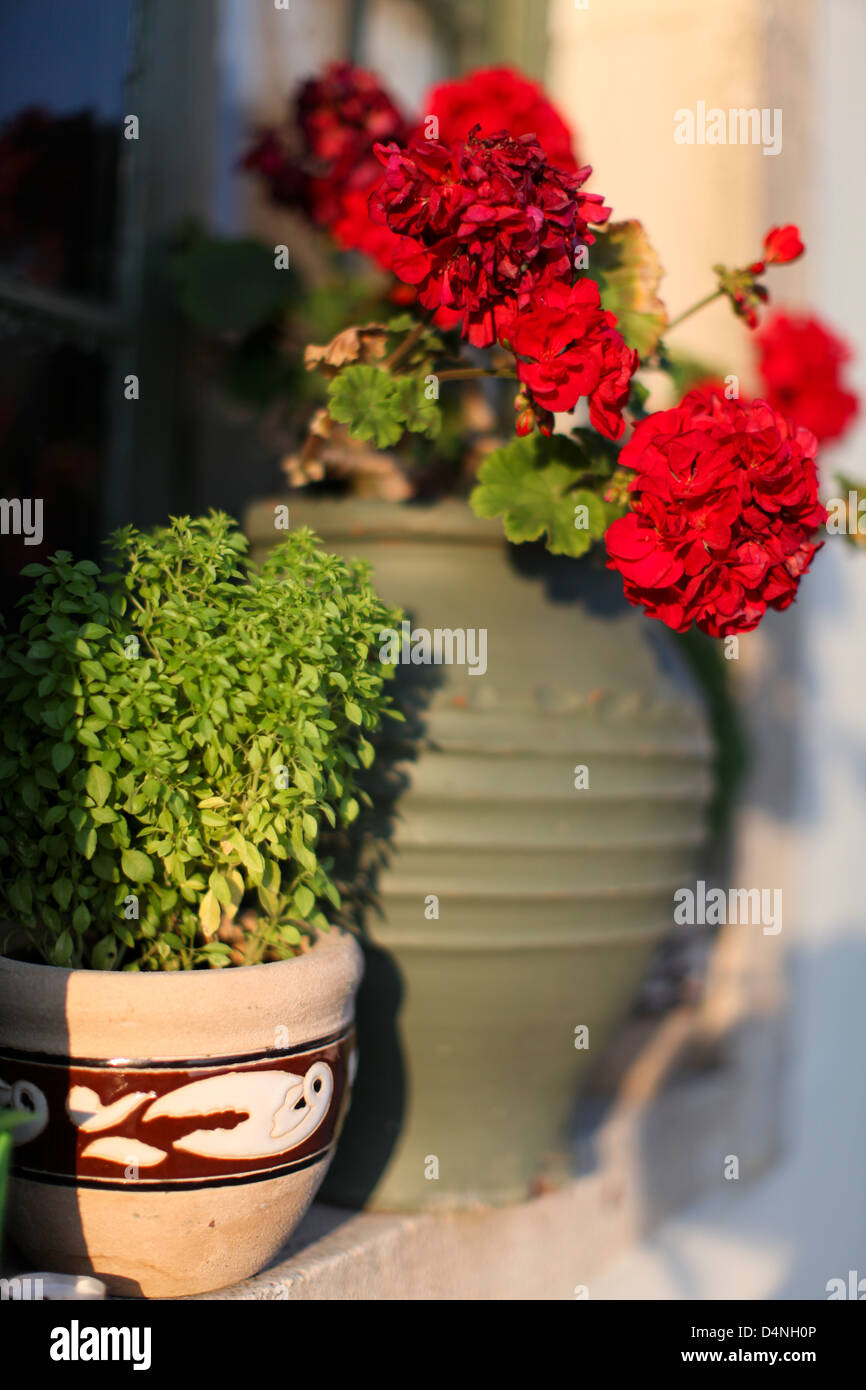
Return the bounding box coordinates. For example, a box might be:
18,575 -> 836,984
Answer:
52,931 -> 74,966
73,903 -> 91,932
294,767 -> 315,795
294,884 -> 315,918
209,871 -> 232,907
199,888 -> 221,938
85,764 -> 112,807
75,826 -> 98,859
235,837 -> 264,882
91,935 -> 119,970
53,877 -> 74,910
121,849 -> 154,883
52,742 -> 75,774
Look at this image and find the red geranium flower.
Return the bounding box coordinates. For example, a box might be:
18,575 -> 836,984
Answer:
762,224 -> 804,266
425,67 -> 578,170
507,279 -> 637,439
756,311 -> 859,445
328,185 -> 408,268
605,392 -> 826,637
369,129 -> 610,347
298,61 -> 409,230
243,62 -> 410,267
241,130 -> 307,207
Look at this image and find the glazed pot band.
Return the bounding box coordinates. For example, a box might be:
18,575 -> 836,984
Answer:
1,1028 -> 355,1189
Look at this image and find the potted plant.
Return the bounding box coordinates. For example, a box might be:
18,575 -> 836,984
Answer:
0,513 -> 399,1296
200,64 -> 855,1211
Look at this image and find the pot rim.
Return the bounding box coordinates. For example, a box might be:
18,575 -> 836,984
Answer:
0,926 -> 363,1059
0,924 -> 354,985
246,495 -> 504,546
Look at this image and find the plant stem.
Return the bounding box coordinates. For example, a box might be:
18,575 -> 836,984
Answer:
382,318 -> 426,371
666,289 -> 723,331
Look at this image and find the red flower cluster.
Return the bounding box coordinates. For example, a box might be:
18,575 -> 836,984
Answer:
297,61 -> 409,230
369,130 -> 610,348
605,392 -> 826,636
243,62 -> 410,264
242,129 -> 307,208
507,280 -> 637,439
426,67 -> 578,170
756,311 -> 859,444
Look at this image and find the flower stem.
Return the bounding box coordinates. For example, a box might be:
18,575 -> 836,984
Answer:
666,289 -> 723,331
382,318 -> 427,370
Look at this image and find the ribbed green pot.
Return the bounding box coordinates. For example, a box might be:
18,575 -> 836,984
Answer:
246,498 -> 713,1211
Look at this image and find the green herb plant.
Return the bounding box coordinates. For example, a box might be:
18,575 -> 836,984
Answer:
0,513 -> 400,970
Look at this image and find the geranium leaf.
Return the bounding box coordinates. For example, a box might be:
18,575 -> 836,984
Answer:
471,434 -> 596,557
587,220 -> 667,357
327,365 -> 404,449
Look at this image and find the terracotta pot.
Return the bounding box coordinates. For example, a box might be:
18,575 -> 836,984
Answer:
247,498 -> 713,1211
0,928 -> 362,1297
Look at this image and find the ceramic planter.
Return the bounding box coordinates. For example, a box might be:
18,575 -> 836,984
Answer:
0,928 -> 362,1297
246,498 -> 713,1211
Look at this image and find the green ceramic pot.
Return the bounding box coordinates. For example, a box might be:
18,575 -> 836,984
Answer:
246,498 -> 713,1210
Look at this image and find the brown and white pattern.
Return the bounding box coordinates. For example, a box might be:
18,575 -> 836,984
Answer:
0,1029 -> 355,1190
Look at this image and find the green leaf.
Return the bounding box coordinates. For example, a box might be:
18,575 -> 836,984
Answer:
73,903 -> 91,932
121,849 -> 154,883
53,877 -> 74,910
294,884 -> 315,918
471,434 -> 596,556
75,826 -> 98,859
257,884 -> 280,917
113,920 -> 135,948
294,767 -> 315,795
392,376 -> 441,438
52,931 -> 74,966
235,837 -> 264,883
344,701 -> 363,725
9,878 -> 32,916
570,489 -> 609,542
91,935 -> 119,970
208,870 -> 233,908
85,764 -> 112,807
327,365 -> 404,449
21,778 -> 39,812
199,888 -> 221,938
93,854 -> 116,882
52,742 -> 75,774
586,219 -> 667,357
